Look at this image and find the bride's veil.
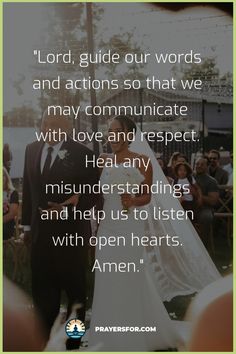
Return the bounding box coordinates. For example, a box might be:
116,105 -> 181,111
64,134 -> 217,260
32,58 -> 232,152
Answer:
130,126 -> 221,301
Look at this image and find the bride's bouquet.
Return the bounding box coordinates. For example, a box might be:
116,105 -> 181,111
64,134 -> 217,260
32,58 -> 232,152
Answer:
109,165 -> 145,212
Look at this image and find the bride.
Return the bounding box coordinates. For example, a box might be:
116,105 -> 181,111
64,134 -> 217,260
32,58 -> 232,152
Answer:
87,115 -> 220,351
46,115 -> 220,351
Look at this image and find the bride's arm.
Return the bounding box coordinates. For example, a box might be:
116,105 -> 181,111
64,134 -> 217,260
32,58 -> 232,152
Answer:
121,155 -> 153,208
61,194 -> 79,206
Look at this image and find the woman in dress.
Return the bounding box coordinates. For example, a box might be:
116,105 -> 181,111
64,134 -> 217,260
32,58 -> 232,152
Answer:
87,115 -> 220,351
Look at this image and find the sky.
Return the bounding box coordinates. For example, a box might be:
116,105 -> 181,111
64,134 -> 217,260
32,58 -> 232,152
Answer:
4,3 -> 233,112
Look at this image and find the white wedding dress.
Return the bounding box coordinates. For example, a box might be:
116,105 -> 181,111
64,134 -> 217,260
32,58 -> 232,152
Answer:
88,129 -> 221,351
88,165 -> 184,351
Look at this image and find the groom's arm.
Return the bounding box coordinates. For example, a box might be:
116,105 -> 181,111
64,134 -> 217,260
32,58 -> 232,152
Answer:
76,148 -> 99,212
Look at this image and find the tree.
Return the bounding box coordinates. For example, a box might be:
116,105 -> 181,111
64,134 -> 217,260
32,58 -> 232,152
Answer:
171,57 -> 232,96
97,33 -> 146,102
182,57 -> 219,81
32,4 -> 146,112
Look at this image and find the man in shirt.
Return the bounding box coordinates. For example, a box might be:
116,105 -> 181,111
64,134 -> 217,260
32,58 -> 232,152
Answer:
208,149 -> 228,185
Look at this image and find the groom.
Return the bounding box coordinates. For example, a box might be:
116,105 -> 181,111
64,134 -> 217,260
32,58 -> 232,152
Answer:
22,111 -> 99,348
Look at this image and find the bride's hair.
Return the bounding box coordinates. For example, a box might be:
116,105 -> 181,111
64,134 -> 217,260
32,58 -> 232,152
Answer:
113,115 -> 137,145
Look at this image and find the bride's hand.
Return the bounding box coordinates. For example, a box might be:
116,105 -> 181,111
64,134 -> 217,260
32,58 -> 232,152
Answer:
121,193 -> 134,209
61,194 -> 80,207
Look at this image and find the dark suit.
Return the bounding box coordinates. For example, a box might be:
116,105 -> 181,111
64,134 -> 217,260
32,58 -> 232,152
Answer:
22,138 -> 99,344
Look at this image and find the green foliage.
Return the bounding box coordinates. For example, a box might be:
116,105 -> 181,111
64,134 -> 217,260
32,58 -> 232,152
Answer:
172,57 -> 232,83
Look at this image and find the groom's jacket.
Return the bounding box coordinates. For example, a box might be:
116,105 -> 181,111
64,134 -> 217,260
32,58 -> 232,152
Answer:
22,138 -> 99,244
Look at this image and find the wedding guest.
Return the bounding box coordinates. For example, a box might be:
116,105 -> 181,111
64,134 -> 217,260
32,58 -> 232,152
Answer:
173,162 -> 201,220
3,167 -> 19,240
224,152 -> 233,186
208,149 -> 228,185
194,158 -> 219,247
3,144 -> 12,173
222,153 -> 233,211
176,154 -> 188,164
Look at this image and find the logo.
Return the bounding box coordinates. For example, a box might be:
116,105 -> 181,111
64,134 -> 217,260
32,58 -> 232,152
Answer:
65,319 -> 86,339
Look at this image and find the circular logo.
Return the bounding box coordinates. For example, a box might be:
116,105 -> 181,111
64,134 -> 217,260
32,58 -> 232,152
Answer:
65,319 -> 86,339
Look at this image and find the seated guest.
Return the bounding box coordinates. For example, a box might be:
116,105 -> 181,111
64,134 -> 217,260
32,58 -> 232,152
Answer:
194,158 -> 219,248
208,149 -> 228,185
3,167 -> 19,240
173,162 -> 202,221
